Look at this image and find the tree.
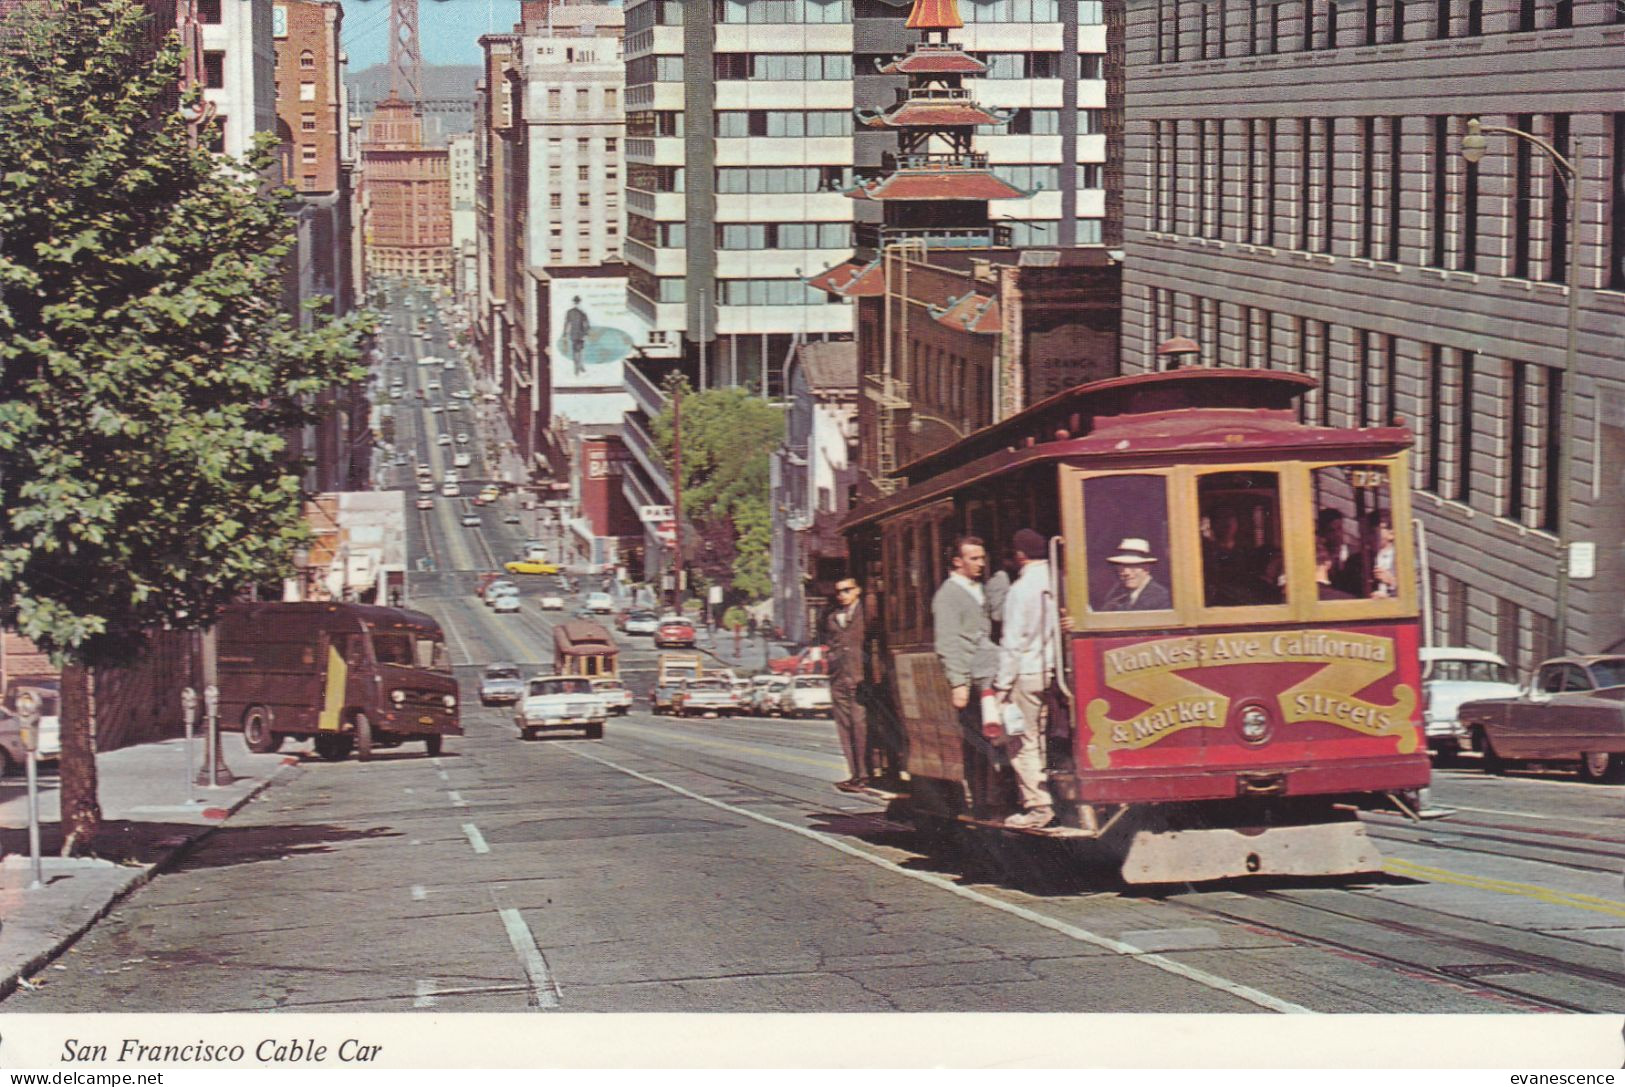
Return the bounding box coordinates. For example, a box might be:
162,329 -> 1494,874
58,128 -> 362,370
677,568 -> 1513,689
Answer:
0,0 -> 371,854
651,375 -> 783,603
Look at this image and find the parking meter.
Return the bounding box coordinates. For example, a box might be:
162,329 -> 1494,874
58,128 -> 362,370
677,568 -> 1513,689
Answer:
15,688 -> 43,889
181,686 -> 199,802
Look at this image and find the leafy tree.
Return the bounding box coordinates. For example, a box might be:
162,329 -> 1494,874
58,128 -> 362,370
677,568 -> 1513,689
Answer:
0,0 -> 371,853
651,374 -> 783,602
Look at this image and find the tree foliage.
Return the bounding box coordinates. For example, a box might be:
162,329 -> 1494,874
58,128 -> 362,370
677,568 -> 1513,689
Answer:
651,374 -> 783,602
0,0 -> 371,850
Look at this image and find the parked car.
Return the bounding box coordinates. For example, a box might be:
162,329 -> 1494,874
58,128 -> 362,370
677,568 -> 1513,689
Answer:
673,677 -> 742,718
515,675 -> 605,740
506,558 -> 561,576
585,591 -> 614,614
655,618 -> 696,649
622,610 -> 660,636
1456,655 -> 1625,782
591,678 -> 634,715
784,675 -> 833,719
751,676 -> 792,716
415,497 -> 434,511
478,662 -> 526,706
1421,647 -> 1521,761
460,512 -> 482,528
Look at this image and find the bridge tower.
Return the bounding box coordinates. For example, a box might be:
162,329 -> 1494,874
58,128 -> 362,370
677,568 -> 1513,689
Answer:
389,0 -> 422,102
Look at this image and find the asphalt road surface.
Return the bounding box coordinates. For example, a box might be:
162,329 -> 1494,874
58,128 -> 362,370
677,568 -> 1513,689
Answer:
7,286 -> 1621,1015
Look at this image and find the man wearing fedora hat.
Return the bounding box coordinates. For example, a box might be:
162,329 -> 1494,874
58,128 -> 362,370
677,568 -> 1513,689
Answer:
1101,538 -> 1172,611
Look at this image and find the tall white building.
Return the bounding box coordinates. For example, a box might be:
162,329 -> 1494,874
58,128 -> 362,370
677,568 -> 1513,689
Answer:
200,0 -> 277,162
448,133 -> 478,307
624,0 -> 858,394
522,3 -> 628,270
621,0 -> 1110,395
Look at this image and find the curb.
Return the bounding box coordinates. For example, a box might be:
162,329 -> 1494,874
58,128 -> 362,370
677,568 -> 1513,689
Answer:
0,757 -> 301,1004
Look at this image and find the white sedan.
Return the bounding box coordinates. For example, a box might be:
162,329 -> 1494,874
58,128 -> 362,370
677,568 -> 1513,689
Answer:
453,452 -> 472,468
437,434 -> 452,446
451,390 -> 473,400
460,512 -> 480,527
455,433 -> 470,445
429,404 -> 443,413
539,595 -> 565,611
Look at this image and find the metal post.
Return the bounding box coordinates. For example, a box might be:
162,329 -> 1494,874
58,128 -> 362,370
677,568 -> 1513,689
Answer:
672,387 -> 684,614
16,689 -> 43,890
181,686 -> 199,804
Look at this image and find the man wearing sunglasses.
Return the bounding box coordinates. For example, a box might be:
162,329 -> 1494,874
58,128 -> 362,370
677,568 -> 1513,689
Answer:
824,577 -> 871,792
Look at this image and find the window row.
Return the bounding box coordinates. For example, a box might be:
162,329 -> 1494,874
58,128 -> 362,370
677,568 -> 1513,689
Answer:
716,166 -> 852,194
627,1 -> 684,33
714,52 -> 853,81
716,110 -> 853,138
975,107 -> 1108,136
714,0 -> 852,22
1148,113 -> 1595,286
1154,0 -> 1605,64
627,55 -> 685,85
718,222 -> 850,249
718,278 -> 835,306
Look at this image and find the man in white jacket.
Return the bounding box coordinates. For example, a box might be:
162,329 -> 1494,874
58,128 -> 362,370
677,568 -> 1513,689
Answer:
993,528 -> 1057,829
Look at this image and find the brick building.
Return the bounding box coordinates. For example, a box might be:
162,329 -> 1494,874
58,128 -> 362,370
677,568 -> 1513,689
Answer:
1120,0 -> 1625,666
361,90 -> 453,283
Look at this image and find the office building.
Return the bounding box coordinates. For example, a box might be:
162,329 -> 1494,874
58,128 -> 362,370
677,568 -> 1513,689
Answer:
1121,0 -> 1625,663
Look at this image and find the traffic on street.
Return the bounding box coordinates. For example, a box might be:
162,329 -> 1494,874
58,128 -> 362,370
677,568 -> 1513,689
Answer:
2,288 -> 1619,1020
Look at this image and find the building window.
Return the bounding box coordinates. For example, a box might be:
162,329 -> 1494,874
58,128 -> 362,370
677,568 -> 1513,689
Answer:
203,50 -> 225,89
1541,366 -> 1563,532
299,82 -> 316,102
1429,115 -> 1448,268
578,165 -> 590,181
1321,116 -> 1336,254
1611,113 -> 1625,290
300,144 -> 317,164
1425,344 -> 1443,493
548,88 -> 561,112
1264,118 -> 1278,247
1360,116 -> 1376,258
300,113 -> 316,133
577,88 -> 590,111
300,50 -> 315,70
1507,359 -> 1528,523
1435,0 -> 1451,36
1392,0 -> 1406,39
198,0 -> 221,24
605,137 -> 618,154
1455,349 -> 1475,504
550,193 -> 562,209
1387,117 -> 1403,262
1547,113 -> 1571,284
578,194 -> 590,207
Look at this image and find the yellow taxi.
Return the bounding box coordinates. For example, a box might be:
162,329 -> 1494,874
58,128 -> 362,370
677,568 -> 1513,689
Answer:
479,484 -> 501,503
504,558 -> 560,575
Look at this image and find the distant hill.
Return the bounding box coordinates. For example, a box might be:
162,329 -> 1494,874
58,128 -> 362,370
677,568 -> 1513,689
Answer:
347,63 -> 481,143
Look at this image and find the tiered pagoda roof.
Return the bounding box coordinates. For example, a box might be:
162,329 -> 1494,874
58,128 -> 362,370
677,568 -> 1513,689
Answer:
849,168 -> 1028,203
876,43 -> 986,76
929,291 -> 1002,334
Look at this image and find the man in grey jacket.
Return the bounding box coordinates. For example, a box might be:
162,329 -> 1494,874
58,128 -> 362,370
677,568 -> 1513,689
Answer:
933,535 -> 1000,723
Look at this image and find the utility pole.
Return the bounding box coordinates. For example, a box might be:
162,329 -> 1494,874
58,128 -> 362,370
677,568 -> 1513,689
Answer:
672,386 -> 683,613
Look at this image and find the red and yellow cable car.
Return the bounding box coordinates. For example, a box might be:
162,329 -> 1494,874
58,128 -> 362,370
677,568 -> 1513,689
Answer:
844,369 -> 1429,882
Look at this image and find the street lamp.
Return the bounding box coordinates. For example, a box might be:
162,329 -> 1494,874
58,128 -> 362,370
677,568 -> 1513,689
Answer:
1461,117 -> 1581,655
907,411 -> 969,439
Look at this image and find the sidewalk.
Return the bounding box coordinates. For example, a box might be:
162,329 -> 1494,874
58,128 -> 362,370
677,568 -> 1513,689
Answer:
0,734 -> 293,1001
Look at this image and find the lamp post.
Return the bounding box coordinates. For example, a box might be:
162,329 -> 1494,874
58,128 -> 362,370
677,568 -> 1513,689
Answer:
1461,118 -> 1581,655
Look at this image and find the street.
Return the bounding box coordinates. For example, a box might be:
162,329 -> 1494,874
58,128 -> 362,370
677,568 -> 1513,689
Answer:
4,287 -> 1621,1017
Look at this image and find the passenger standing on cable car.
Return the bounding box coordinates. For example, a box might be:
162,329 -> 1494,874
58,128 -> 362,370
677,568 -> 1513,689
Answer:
992,529 -> 1058,830
932,535 -> 1000,728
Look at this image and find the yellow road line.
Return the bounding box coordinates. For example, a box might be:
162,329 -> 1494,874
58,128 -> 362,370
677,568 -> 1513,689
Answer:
1383,857 -> 1625,919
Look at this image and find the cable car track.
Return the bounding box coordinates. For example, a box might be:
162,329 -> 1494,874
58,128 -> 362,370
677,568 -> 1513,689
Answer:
1165,887 -> 1619,1014
1363,816 -> 1625,878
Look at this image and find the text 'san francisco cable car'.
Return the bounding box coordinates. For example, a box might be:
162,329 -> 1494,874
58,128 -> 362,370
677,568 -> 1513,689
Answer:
844,369 -> 1429,883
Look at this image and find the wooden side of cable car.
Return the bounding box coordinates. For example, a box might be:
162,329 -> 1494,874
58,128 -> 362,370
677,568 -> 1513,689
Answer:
845,369 -> 1431,883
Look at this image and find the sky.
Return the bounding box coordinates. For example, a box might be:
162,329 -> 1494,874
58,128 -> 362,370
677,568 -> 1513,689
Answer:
338,0 -> 524,72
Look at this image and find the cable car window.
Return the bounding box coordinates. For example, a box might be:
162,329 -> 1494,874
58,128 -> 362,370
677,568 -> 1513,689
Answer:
371,633 -> 414,665
1199,471 -> 1284,607
1082,474 -> 1175,612
1309,464 -> 1394,600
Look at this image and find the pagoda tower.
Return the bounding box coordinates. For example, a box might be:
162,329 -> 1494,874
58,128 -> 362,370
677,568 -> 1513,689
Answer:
808,0 -> 1027,301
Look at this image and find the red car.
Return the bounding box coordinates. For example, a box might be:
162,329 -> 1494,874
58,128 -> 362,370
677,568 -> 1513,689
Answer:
654,618 -> 696,648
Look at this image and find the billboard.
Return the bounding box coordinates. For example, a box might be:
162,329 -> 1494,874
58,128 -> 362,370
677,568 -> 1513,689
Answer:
547,275 -> 645,391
